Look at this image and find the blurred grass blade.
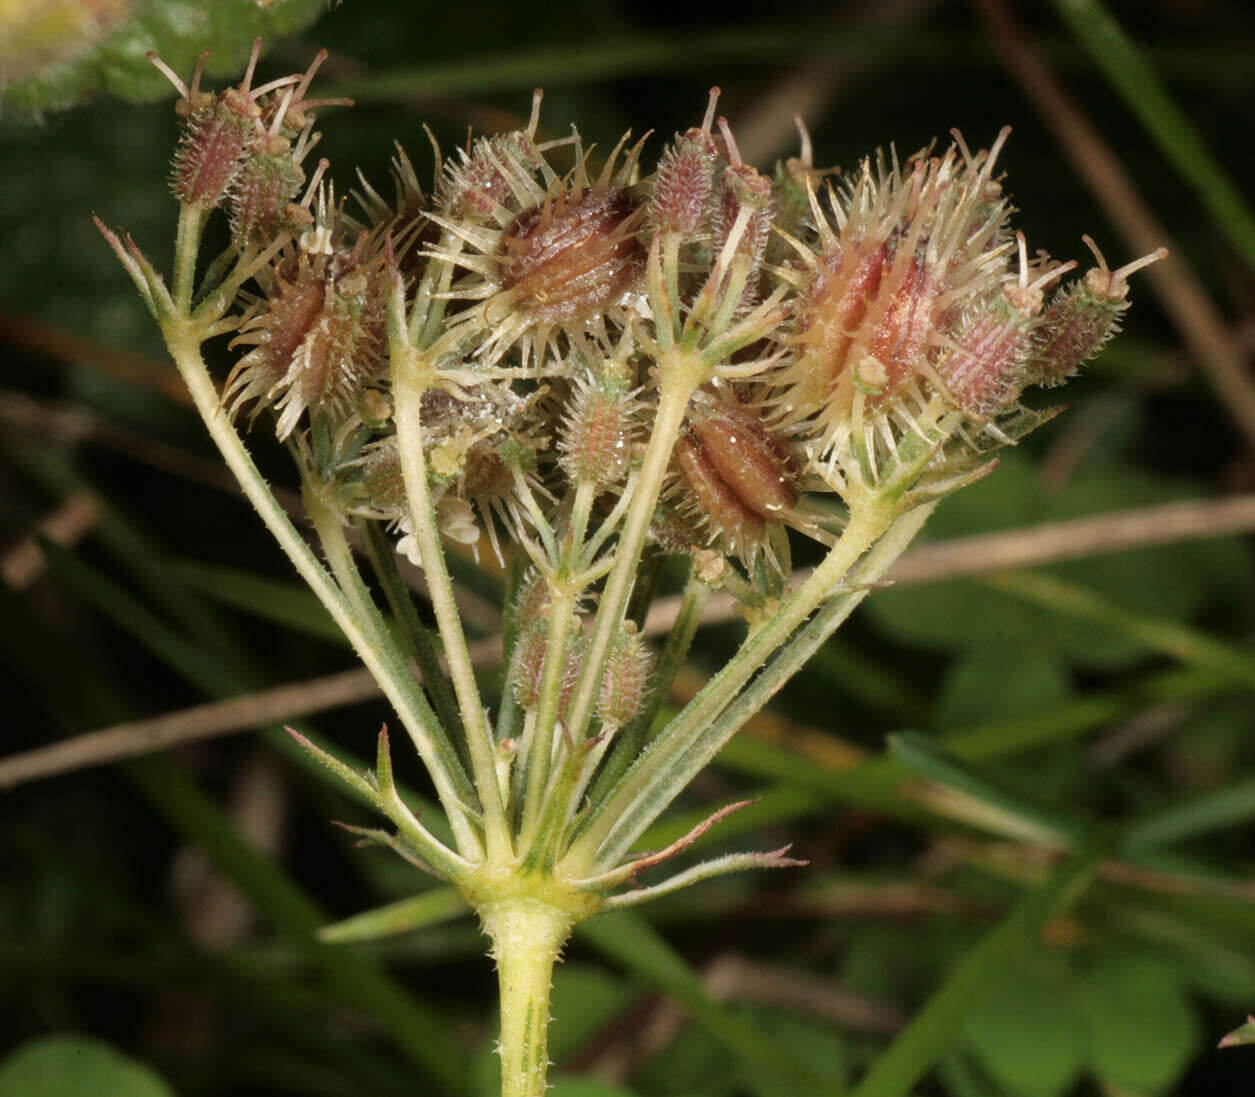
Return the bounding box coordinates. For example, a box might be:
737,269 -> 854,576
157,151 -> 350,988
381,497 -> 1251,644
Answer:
1053,0 -> 1255,272
888,732 -> 1085,847
985,571 -> 1255,688
1125,777 -> 1255,852
647,665 -> 1245,851
176,559 -> 345,644
320,888 -> 470,944
850,834 -> 1111,1097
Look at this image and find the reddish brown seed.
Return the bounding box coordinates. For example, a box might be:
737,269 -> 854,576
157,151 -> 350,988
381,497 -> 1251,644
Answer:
675,433 -> 767,553
498,188 -> 646,323
793,237 -> 889,398
862,256 -> 935,401
688,404 -> 799,520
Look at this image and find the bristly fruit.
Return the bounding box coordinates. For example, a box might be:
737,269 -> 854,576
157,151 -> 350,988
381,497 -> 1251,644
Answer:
1028,235 -> 1168,388
649,89 -> 721,237
558,368 -> 639,488
597,622 -> 653,729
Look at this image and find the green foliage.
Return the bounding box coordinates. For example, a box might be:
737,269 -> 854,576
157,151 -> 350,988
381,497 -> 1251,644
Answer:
0,1036 -> 174,1097
4,0 -> 324,114
866,451 -> 1253,669
961,954 -> 1082,1097
1078,954 -> 1201,1094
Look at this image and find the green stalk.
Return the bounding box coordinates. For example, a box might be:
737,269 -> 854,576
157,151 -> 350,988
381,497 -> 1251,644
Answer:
357,517 -> 466,745
480,899 -> 575,1097
567,495 -> 905,872
392,348 -> 511,860
519,585 -> 580,844
305,493 -> 480,844
172,203 -> 204,316
563,366 -> 700,745
162,328 -> 479,862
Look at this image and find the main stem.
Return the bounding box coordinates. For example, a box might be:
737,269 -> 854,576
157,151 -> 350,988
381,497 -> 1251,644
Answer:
482,899 -> 574,1097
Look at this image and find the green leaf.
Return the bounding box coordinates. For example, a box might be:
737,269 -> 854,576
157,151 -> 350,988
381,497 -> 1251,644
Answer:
1078,954 -> 1201,1094
0,1035 -> 174,1097
866,453 -> 1253,669
935,646 -> 1071,729
5,0 -> 326,114
961,954 -> 1082,1097
850,834 -> 1109,1097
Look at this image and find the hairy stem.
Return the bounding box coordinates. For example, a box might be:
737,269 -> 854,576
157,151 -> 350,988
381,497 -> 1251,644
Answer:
564,365 -> 701,745
392,351 -> 511,860
568,495 -> 911,871
162,327 -> 478,863
305,494 -> 480,843
481,899 -> 573,1097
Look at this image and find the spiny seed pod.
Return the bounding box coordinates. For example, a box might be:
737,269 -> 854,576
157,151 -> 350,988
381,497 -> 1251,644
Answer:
652,132 -> 719,236
937,236 -> 1076,419
784,233 -> 889,418
172,87 -> 261,208
225,240 -> 387,439
713,120 -> 774,292
229,135 -> 309,249
345,438 -> 405,520
149,46 -> 267,210
770,117 -> 820,251
511,571 -> 553,626
511,618 -> 586,713
1028,238 -> 1167,388
771,132 -> 1024,456
650,88 -> 721,236
443,131 -> 546,223
558,371 -> 638,486
859,254 -> 936,400
938,295 -> 1035,420
435,125 -> 650,369
648,501 -> 704,557
597,622 -> 654,728
673,400 -> 800,562
498,187 -> 646,324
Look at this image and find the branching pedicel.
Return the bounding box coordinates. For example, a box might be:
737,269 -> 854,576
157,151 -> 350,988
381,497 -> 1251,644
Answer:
99,41 -> 1165,1097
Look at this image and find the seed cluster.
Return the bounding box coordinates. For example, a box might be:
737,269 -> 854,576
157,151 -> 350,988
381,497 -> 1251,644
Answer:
153,54 -> 1163,577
